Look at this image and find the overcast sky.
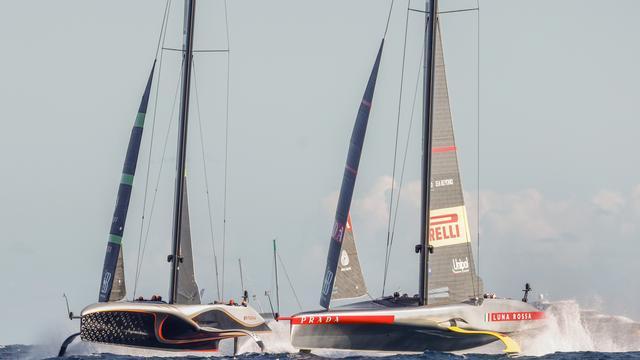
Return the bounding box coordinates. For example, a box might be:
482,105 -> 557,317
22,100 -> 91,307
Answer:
1,0 -> 639,346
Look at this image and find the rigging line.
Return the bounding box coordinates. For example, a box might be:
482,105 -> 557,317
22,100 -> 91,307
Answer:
383,0 -> 396,39
276,253 -> 303,311
163,47 -> 229,53
221,0 -> 231,301
192,60 -> 222,301
133,61 -> 184,290
153,1 -> 172,60
476,0 -> 481,278
382,1 -> 411,297
409,8 -> 479,15
389,46 -> 425,262
386,15 -> 428,289
134,0 -> 172,298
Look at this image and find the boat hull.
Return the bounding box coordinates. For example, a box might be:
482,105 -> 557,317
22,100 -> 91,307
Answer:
80,301 -> 269,352
289,298 -> 546,352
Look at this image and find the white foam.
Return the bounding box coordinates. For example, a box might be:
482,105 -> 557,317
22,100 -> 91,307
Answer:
516,300 -> 640,355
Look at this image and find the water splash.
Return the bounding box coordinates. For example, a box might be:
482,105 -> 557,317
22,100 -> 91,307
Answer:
517,300 -> 640,355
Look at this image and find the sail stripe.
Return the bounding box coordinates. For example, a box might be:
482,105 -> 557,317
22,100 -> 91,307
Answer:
319,41 -> 384,309
134,112 -> 145,128
108,234 -> 123,245
98,61 -> 155,303
120,174 -> 134,186
433,146 -> 456,153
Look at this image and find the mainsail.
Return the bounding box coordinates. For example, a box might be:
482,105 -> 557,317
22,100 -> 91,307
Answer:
427,24 -> 481,304
176,180 -> 201,304
332,215 -> 367,300
320,41 -> 384,309
99,62 -> 155,302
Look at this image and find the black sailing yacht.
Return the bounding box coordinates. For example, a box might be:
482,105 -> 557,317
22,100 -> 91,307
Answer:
59,0 -> 269,355
282,0 -> 547,354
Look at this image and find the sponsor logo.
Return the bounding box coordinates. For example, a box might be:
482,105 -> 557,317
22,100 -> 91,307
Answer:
430,178 -> 454,189
485,311 -> 545,322
340,250 -> 351,269
321,270 -> 334,296
291,315 -> 394,325
100,272 -> 112,294
331,221 -> 345,243
124,330 -> 149,336
430,213 -> 461,242
452,257 -> 469,273
244,315 -> 257,321
428,206 -> 470,247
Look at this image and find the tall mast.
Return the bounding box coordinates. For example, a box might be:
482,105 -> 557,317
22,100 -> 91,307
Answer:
418,0 -> 438,306
169,0 -> 196,304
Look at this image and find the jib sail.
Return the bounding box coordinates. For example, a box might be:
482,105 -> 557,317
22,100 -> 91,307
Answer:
176,180 -> 201,304
332,214 -> 367,300
320,41 -> 384,309
427,24 -> 481,304
98,62 -> 155,302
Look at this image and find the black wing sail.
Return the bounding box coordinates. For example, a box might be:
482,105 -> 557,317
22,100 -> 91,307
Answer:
427,24 -> 482,304
320,41 -> 384,309
98,62 -> 155,302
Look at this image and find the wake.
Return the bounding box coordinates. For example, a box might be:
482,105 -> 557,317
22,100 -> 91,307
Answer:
517,300 -> 640,355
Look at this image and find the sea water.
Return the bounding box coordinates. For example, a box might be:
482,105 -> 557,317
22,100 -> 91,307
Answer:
2,301 -> 639,360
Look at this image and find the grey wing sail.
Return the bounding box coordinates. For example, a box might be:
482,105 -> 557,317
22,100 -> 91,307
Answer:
332,214 -> 367,300
98,62 -> 155,302
427,23 -> 482,304
177,180 -> 201,305
319,41 -> 384,309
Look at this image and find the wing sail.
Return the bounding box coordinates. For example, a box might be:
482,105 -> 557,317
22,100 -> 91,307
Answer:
98,62 -> 155,302
320,41 -> 384,309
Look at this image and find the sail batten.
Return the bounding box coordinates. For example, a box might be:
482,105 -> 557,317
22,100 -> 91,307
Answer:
98,62 -> 155,303
320,41 -> 384,309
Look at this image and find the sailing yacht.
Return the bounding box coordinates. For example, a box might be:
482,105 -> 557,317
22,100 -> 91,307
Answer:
282,0 -> 546,354
59,0 -> 269,355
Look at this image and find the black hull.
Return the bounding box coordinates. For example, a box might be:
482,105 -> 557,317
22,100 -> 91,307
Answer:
293,322 -> 497,352
81,310 -> 225,352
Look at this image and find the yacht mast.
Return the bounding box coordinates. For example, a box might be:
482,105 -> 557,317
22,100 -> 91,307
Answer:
418,0 -> 438,306
169,0 -> 196,304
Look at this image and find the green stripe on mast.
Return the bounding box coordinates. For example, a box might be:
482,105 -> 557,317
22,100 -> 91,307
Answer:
134,112 -> 146,128
120,173 -> 134,186
108,234 -> 123,245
